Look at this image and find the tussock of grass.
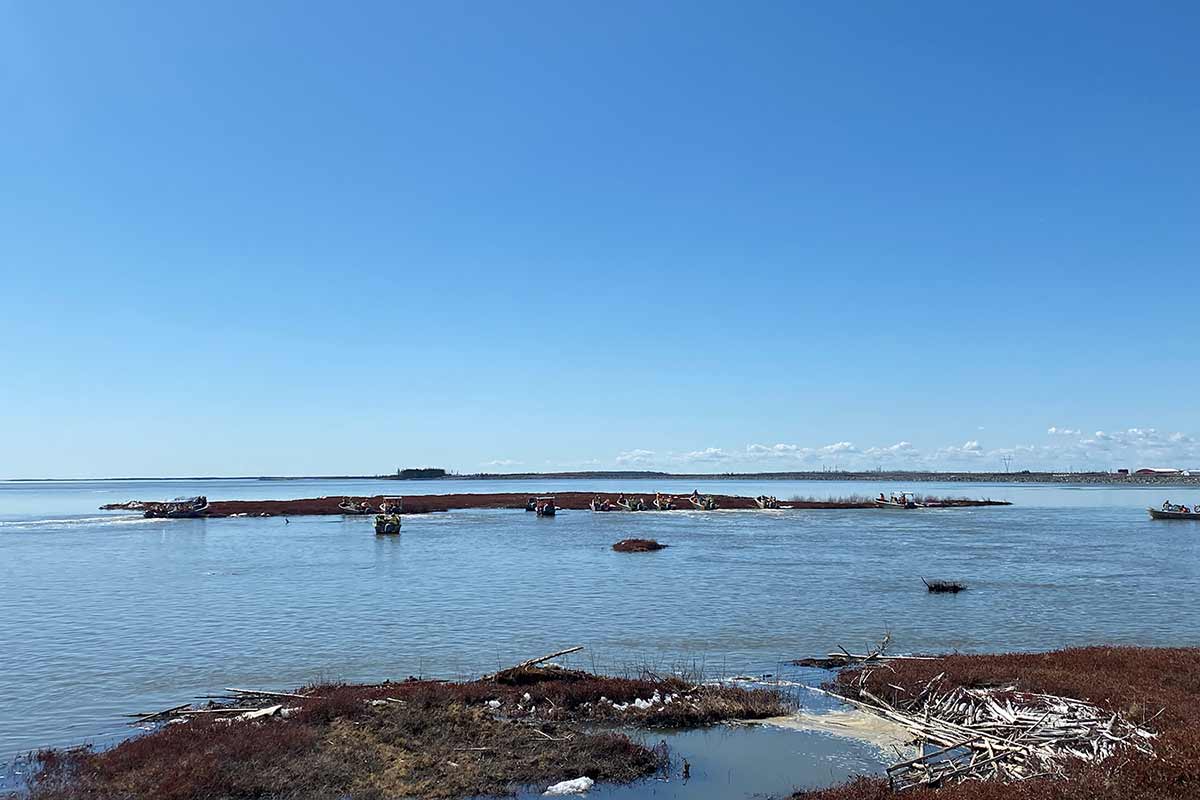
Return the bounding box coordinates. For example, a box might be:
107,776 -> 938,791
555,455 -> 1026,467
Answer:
793,646 -> 1200,800
25,667 -> 788,800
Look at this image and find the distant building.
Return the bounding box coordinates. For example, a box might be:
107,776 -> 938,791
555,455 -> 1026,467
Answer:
1134,467 -> 1181,476
1116,469 -> 1129,476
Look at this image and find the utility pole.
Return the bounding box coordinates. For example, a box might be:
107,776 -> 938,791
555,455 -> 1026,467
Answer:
1001,455 -> 1012,473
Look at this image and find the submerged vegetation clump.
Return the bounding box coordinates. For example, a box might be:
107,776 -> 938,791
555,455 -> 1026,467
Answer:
24,665 -> 790,800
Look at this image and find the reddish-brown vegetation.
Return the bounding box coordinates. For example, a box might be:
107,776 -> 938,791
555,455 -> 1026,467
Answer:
24,667 -> 789,800
612,538 -> 668,552
792,646 -> 1200,800
99,492 -> 1009,518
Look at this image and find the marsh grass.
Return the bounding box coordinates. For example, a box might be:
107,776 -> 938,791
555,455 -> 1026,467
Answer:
24,667 -> 790,800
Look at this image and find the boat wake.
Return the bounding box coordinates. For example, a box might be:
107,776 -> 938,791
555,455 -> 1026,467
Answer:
0,514 -> 154,531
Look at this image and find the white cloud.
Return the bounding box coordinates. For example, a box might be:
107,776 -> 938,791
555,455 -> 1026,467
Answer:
615,449 -> 656,465
747,443 -> 803,458
863,441 -> 917,458
606,427 -> 1200,472
681,447 -> 734,463
482,459 -> 520,467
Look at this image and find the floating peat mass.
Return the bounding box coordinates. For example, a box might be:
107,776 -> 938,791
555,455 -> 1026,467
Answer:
612,538 -> 668,552
922,578 -> 968,593
19,651 -> 791,800
98,491 -> 1010,518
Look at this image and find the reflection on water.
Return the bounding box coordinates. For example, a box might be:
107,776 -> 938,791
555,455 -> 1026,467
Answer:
2,478 -> 1199,794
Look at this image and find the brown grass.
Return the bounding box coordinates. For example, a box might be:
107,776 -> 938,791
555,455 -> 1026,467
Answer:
23,667 -> 788,800
792,646 -> 1200,800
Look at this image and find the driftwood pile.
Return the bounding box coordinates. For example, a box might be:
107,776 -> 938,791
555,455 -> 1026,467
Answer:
841,674 -> 1157,790
126,649 -> 590,729
125,687 -> 312,727
792,633 -> 938,669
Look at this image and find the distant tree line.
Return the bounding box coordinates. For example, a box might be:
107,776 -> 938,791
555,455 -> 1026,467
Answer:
393,467 -> 447,480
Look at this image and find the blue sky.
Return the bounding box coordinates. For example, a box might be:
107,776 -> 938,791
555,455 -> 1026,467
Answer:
2,1 -> 1198,478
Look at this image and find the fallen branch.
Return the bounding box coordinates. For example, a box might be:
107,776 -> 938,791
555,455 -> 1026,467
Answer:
482,646 -> 584,680
224,687 -> 314,700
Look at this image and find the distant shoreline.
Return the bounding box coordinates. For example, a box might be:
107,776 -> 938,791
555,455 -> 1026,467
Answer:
9,470 -> 1200,485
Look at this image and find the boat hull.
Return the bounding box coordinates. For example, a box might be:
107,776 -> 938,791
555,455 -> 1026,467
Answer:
1148,508 -> 1200,520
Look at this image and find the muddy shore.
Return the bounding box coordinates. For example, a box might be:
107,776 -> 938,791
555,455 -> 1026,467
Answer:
103,493 -> 1010,517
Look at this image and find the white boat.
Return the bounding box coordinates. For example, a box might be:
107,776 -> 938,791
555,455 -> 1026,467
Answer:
1148,505 -> 1200,520
875,491 -> 919,509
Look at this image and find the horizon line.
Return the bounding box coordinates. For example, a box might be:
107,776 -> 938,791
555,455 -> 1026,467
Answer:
1,467 -> 1180,483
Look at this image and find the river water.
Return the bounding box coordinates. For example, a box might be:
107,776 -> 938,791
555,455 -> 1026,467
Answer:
2,478 -> 1197,794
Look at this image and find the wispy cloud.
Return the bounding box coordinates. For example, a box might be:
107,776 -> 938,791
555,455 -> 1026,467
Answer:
680,447 -> 735,463
615,449 -> 657,465
747,443 -> 802,458
481,458 -> 521,467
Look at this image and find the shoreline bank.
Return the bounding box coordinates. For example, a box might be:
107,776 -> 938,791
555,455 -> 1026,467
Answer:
16,646 -> 1197,800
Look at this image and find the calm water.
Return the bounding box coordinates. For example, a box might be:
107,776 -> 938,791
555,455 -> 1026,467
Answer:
2,478 -> 1198,794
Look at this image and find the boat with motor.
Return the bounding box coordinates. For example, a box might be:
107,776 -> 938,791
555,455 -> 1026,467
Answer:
535,497 -> 557,517
875,491 -> 920,509
338,498 -> 373,515
1148,502 -> 1200,520
374,513 -> 402,534
143,496 -> 209,519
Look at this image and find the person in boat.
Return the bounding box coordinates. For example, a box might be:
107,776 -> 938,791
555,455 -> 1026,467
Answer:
690,490 -> 700,502
526,497 -> 538,512
617,493 -> 627,506
878,492 -> 887,503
